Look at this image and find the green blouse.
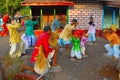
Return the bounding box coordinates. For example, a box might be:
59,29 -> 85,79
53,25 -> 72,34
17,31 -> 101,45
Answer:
24,20 -> 38,36
70,37 -> 81,51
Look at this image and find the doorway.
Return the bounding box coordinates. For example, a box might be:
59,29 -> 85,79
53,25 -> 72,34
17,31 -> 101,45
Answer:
31,6 -> 68,29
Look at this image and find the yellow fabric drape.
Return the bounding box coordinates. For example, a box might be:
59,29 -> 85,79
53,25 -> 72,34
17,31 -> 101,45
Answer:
48,30 -> 60,47
34,46 -> 46,69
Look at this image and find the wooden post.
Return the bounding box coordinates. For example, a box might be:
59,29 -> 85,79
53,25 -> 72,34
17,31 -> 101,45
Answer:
119,8 -> 120,29
40,9 -> 43,29
29,7 -> 32,19
66,7 -> 69,24
54,9 -> 56,19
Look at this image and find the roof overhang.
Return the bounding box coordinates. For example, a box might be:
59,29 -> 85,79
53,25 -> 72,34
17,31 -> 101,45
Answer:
97,0 -> 120,8
105,1 -> 120,8
21,1 -> 74,6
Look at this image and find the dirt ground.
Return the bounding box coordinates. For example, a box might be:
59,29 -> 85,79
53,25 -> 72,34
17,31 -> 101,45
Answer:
0,31 -> 119,80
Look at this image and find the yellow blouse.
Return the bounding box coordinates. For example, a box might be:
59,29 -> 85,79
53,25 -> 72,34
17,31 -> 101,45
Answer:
59,24 -> 75,41
8,23 -> 21,43
107,32 -> 120,46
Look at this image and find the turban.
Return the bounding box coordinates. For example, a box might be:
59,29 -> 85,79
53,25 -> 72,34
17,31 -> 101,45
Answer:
72,30 -> 84,38
110,25 -> 116,32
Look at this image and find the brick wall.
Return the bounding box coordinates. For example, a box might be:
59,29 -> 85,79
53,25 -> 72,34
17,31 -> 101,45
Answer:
68,0 -> 102,30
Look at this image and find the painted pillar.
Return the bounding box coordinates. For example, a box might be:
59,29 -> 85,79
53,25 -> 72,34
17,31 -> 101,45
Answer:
29,7 -> 32,18
112,8 -> 116,24
102,5 -> 104,29
54,9 -> 56,19
119,8 -> 120,28
66,7 -> 69,24
40,9 -> 43,29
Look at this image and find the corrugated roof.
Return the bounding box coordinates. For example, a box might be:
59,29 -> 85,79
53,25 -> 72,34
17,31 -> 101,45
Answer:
23,0 -> 73,3
21,0 -> 74,6
21,0 -> 120,8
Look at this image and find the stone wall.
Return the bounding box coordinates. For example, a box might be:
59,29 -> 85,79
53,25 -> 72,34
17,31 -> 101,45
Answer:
68,0 -> 102,30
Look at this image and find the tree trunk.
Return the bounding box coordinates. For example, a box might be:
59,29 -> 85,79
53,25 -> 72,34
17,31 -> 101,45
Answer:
0,61 -> 4,80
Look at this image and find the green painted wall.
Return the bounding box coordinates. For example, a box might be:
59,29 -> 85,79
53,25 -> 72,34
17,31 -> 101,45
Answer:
115,10 -> 119,28
104,7 -> 112,28
104,6 -> 119,29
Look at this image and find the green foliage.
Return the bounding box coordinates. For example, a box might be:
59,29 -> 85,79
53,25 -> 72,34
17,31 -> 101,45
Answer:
19,7 -> 31,16
0,0 -> 6,14
0,0 -> 25,15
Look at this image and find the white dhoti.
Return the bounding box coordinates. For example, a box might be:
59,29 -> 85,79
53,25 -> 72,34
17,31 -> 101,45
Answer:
81,47 -> 86,55
71,50 -> 82,59
9,41 -> 25,58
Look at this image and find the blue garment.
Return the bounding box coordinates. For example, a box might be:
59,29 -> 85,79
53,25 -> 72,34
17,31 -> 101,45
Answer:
87,21 -> 96,42
88,33 -> 96,42
0,18 -> 3,26
57,38 -> 71,46
21,33 -> 35,48
23,19 -> 38,48
52,19 -> 60,32
104,44 -> 120,58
